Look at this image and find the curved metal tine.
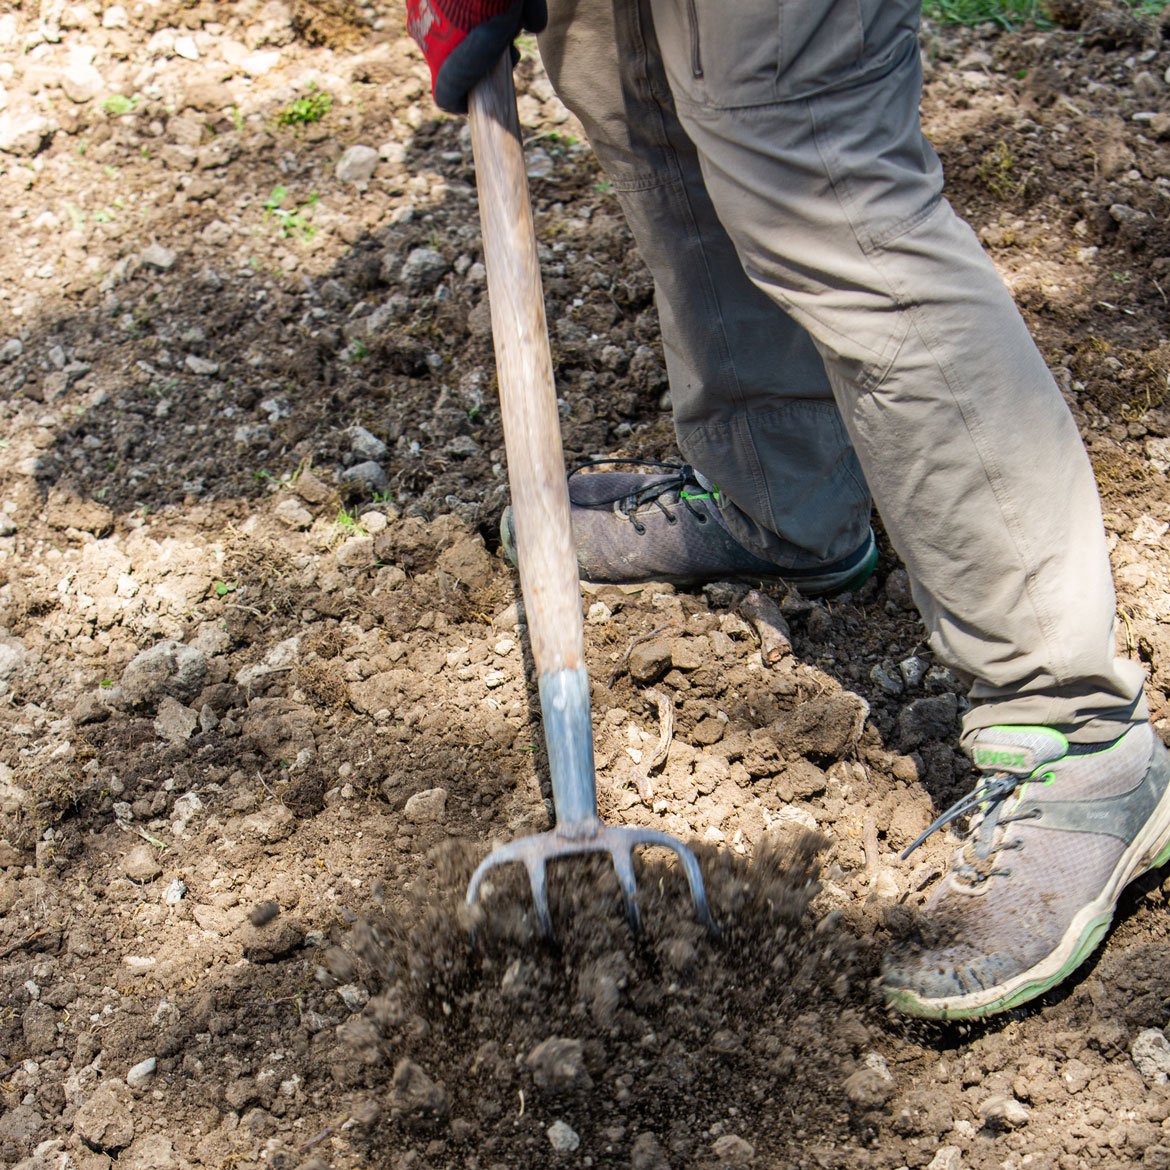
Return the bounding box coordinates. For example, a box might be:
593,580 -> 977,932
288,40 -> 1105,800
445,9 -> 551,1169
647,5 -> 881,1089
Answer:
608,842 -> 642,934
527,855 -> 553,939
614,828 -> 720,939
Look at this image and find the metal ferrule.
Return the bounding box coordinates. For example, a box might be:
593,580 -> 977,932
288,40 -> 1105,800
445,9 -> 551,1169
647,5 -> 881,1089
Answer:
538,666 -> 598,832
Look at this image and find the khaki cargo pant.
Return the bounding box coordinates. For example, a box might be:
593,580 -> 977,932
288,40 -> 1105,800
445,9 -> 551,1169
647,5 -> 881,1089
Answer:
537,0 -> 1148,744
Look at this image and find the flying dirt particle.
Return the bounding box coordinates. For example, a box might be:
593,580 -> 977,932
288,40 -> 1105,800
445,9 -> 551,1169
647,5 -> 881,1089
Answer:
249,900 -> 280,927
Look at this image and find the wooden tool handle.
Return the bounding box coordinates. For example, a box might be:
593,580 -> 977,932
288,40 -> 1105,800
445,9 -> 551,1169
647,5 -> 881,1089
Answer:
468,55 -> 585,676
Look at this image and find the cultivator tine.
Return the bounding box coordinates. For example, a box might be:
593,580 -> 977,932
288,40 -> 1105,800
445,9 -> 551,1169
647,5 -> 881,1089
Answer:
527,857 -> 553,938
609,844 -> 642,933
466,822 -> 718,940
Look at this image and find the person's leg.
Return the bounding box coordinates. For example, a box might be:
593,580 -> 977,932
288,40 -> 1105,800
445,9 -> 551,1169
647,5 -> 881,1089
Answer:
536,0 -> 872,571
637,0 -> 1170,1019
646,0 -> 1146,744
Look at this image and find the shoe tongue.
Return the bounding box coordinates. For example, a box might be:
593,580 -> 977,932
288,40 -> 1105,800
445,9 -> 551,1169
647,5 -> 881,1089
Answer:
969,726 -> 1068,775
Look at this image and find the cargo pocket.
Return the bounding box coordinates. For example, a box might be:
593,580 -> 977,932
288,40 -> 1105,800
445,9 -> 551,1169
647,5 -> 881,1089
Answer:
679,0 -> 878,109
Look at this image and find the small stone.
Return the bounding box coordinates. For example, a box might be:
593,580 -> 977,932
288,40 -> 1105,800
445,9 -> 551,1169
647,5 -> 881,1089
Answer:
389,1058 -> 448,1120
140,243 -> 176,271
340,460 -> 389,493
547,1120 -> 580,1153
399,247 -> 448,293
123,843 -> 162,883
0,512 -> 18,537
627,637 -> 672,684
335,144 -> 379,183
978,1094 -> 1029,1130
103,5 -> 129,27
1134,1029 -> 1170,1085
926,1148 -> 963,1170
526,1037 -> 591,1091
335,536 -> 376,570
61,62 -> 103,103
899,655 -> 928,688
345,425 -> 387,460
173,35 -> 199,60
121,640 -> 208,706
404,787 -> 447,823
710,1135 -> 754,1165
0,337 -> 22,362
163,878 -> 187,905
155,695 -> 198,743
185,354 -> 219,376
843,1067 -> 895,1109
274,498 -> 312,529
126,1057 -> 157,1090
0,111 -> 54,156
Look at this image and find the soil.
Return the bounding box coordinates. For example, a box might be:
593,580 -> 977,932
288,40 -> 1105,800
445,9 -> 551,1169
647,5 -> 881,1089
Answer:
1,3 -> 1170,1169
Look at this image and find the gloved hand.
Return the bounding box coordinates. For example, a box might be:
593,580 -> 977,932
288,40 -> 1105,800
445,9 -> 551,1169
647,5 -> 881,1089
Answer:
407,0 -> 548,114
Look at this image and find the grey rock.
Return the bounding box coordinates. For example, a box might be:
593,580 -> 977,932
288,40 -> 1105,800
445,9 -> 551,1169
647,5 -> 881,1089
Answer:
978,1094 -> 1029,1130
345,424 -> 387,460
335,143 -> 379,183
125,1056 -> 157,1090
526,1037 -> 591,1091
0,337 -> 23,362
390,1058 -> 448,1120
340,460 -> 389,493
630,1132 -> 671,1170
141,243 -> 177,270
1133,1028 -> 1170,1085
926,1149 -> 963,1170
0,639 -> 27,682
547,1120 -> 580,1153
163,877 -> 187,904
154,695 -> 199,743
399,247 -> 448,293
120,640 -> 208,706
404,787 -> 448,823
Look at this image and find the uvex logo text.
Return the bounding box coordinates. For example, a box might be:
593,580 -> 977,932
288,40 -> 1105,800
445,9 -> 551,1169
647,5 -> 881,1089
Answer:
975,749 -> 1028,770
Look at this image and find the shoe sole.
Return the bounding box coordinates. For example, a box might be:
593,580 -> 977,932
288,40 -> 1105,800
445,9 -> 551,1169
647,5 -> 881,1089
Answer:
884,755 -> 1170,1021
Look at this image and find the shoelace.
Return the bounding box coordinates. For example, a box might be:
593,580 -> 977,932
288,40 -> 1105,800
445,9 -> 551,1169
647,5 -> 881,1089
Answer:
568,459 -> 717,536
901,770 -> 1044,887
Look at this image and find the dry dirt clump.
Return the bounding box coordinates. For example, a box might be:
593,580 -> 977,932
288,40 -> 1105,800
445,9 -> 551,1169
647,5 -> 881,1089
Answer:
0,2 -> 1168,1169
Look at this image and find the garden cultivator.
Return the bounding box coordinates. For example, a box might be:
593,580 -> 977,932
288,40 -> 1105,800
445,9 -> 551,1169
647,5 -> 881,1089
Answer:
464,56 -> 716,939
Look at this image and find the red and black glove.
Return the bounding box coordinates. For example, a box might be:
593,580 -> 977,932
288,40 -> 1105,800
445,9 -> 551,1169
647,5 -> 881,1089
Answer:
407,0 -> 548,115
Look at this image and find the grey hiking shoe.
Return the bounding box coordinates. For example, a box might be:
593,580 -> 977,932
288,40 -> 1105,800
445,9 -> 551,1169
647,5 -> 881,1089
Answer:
500,459 -> 878,594
883,721 -> 1170,1020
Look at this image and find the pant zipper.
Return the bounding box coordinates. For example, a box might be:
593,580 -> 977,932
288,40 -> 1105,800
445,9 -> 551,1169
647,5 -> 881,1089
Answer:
685,0 -> 703,78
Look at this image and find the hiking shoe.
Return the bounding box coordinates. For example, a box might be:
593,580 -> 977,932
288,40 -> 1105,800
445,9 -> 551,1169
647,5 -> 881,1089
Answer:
500,459 -> 878,594
882,721 -> 1170,1020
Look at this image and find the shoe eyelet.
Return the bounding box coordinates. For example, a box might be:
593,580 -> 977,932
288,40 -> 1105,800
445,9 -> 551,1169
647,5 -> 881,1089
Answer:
632,520 -> 647,536
665,513 -> 677,525
695,514 -> 708,524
